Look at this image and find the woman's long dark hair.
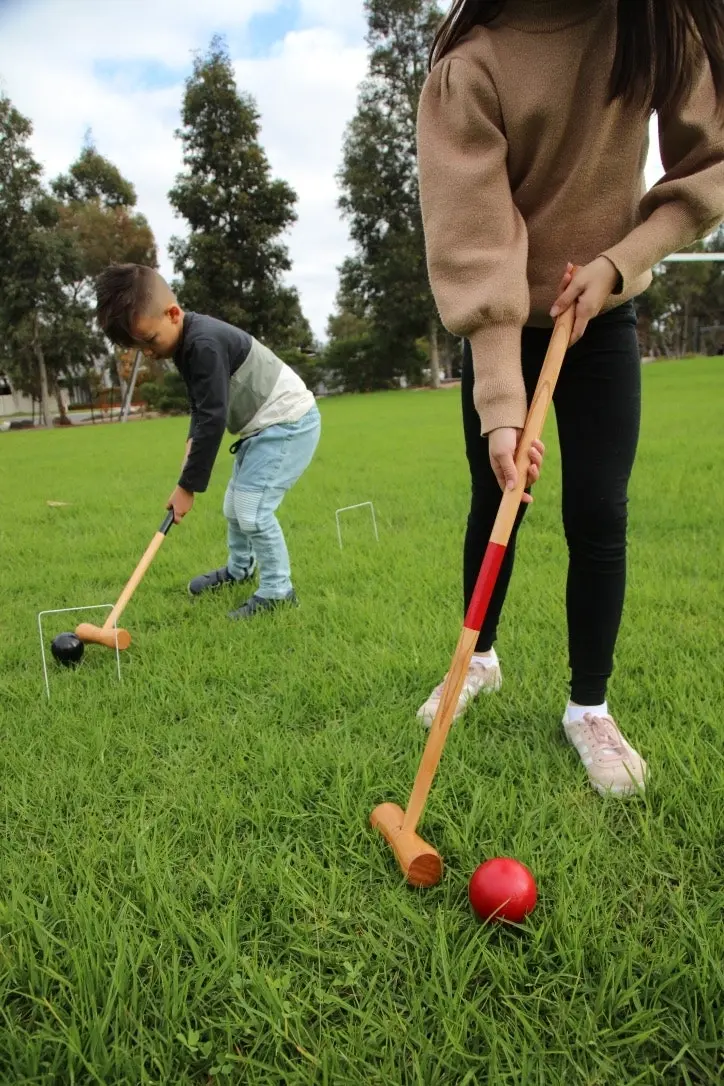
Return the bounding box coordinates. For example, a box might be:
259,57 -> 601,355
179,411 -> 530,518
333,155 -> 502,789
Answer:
429,0 -> 724,114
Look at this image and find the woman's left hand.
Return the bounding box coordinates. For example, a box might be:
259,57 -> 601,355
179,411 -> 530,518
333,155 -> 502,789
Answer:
550,256 -> 620,344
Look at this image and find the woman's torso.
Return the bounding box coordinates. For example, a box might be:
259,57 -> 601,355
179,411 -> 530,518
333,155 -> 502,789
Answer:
454,0 -> 652,323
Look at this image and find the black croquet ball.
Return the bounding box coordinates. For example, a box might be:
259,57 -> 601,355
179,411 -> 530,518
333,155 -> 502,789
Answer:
51,632 -> 84,667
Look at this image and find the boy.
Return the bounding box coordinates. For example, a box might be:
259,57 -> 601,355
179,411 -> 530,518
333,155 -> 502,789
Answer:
95,263 -> 321,620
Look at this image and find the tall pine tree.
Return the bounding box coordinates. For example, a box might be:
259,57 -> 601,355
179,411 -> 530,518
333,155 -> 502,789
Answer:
334,0 -> 445,389
169,36 -> 312,350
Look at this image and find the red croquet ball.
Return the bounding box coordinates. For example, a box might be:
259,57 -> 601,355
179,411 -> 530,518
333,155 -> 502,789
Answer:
468,858 -> 537,923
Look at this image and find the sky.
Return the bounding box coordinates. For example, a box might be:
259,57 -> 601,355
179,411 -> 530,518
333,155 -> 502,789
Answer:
0,0 -> 664,340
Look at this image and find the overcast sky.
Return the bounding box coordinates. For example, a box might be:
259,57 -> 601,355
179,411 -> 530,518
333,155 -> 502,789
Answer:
0,0 -> 664,340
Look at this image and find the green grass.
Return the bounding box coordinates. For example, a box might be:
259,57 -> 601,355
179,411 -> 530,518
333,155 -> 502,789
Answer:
0,357 -> 723,1085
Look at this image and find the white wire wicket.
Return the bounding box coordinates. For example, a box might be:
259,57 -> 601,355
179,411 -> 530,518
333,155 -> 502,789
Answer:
335,502 -> 379,550
38,604 -> 121,701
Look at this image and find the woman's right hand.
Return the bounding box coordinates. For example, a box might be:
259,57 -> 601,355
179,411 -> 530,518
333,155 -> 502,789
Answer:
488,427 -> 544,504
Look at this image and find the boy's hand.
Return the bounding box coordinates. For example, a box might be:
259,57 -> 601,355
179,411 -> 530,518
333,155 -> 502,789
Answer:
488,427 -> 544,504
550,256 -> 619,344
167,485 -> 194,523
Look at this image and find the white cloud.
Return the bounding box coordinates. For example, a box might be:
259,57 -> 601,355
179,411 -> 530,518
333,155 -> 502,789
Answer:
298,0 -> 367,36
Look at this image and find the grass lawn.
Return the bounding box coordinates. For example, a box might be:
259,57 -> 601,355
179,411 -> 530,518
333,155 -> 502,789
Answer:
0,357 -> 722,1084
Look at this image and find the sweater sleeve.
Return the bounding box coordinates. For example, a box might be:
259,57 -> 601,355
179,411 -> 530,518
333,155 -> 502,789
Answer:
602,51 -> 724,290
177,339 -> 228,494
417,56 -> 530,434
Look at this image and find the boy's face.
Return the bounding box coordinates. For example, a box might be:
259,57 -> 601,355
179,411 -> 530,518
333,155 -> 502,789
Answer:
132,305 -> 184,360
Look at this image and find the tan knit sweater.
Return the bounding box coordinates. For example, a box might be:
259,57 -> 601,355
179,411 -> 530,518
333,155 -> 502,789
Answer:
417,0 -> 724,433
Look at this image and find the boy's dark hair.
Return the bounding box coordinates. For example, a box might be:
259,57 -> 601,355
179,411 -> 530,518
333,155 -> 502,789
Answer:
95,263 -> 173,347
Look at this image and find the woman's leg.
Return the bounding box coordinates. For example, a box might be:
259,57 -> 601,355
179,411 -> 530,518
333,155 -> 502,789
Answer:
555,303 -> 646,796
553,303 -> 641,704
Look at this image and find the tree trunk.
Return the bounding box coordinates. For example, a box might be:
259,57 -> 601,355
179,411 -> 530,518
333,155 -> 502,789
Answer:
32,314 -> 52,428
53,377 -> 70,424
429,316 -> 441,389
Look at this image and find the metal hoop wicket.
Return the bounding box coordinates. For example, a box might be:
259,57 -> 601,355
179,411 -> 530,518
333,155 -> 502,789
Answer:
335,502 -> 379,549
38,604 -> 122,701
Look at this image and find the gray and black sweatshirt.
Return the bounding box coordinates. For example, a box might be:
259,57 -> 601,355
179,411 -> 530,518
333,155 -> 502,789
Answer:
173,312 -> 315,493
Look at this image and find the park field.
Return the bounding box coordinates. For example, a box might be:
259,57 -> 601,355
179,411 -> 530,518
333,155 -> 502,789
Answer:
0,357 -> 722,1084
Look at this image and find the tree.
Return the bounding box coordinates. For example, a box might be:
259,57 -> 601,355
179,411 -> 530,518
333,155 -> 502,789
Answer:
0,102 -> 159,425
52,138 -> 157,279
52,136 -> 137,208
325,301 -> 387,393
639,234 -> 724,358
335,0 -> 443,390
169,36 -> 312,350
52,139 -> 158,406
0,96 -> 70,426
323,264 -> 425,392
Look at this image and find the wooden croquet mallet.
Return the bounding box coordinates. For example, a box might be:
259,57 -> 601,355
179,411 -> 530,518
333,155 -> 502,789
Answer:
75,510 -> 175,651
370,303 -> 576,887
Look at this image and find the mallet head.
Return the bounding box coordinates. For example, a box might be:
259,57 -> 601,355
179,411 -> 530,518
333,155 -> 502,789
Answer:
75,622 -> 132,651
370,802 -> 443,888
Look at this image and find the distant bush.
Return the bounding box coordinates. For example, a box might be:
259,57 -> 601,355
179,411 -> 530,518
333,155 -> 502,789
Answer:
142,371 -> 190,415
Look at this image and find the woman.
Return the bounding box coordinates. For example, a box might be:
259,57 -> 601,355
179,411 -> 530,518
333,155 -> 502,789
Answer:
416,0 -> 724,795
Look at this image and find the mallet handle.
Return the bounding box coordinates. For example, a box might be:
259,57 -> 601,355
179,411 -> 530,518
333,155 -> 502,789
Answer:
402,304 -> 575,835
101,511 -> 174,632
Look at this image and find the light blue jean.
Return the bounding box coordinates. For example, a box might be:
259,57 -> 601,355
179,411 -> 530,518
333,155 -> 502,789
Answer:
223,405 -> 321,598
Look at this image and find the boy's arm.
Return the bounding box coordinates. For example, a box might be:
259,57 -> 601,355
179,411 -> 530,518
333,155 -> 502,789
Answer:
167,400 -> 198,524
177,339 -> 229,495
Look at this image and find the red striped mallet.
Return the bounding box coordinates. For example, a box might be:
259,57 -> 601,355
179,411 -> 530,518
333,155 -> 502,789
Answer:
370,302 -> 576,887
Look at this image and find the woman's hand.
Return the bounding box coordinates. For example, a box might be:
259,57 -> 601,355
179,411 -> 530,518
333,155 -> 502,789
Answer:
488,427 -> 544,504
550,256 -> 620,344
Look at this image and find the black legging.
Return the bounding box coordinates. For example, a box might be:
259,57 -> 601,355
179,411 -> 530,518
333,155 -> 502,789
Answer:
462,301 -> 640,705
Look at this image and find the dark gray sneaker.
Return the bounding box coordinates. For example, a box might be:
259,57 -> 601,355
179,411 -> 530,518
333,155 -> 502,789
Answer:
228,590 -> 298,620
188,559 -> 256,597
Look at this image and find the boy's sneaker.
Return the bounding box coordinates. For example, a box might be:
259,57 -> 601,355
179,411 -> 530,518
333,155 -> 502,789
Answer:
417,656 -> 502,729
188,559 -> 256,597
563,712 -> 647,796
228,590 -> 297,620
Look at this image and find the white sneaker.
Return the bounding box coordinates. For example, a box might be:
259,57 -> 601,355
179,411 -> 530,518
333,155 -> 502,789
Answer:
417,657 -> 502,729
563,712 -> 647,796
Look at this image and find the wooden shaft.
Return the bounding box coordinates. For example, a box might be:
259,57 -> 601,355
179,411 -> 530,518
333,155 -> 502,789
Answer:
401,306 -> 575,836
102,531 -> 166,631
402,626 -> 479,833
101,513 -> 173,632
491,305 -> 575,545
